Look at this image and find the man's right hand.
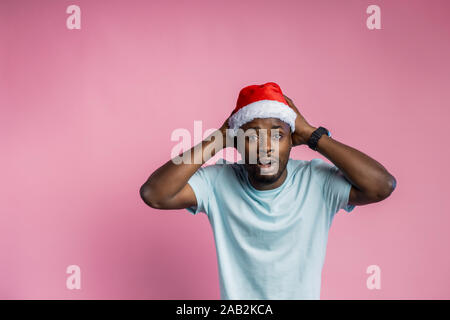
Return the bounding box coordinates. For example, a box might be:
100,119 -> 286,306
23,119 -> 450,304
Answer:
220,111 -> 237,150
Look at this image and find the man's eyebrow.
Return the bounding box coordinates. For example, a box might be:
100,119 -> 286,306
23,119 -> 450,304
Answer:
247,125 -> 285,130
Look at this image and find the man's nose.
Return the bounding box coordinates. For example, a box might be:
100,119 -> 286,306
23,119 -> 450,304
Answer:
258,133 -> 274,155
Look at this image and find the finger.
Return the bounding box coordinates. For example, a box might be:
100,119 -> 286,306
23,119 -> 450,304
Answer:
284,95 -> 294,107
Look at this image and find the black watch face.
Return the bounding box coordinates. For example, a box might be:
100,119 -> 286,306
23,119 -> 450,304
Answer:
320,127 -> 330,137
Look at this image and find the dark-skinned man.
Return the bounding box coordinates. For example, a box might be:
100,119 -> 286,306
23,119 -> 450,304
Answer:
140,82 -> 396,300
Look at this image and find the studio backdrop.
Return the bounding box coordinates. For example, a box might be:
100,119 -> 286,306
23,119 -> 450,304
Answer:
1,0 -> 449,299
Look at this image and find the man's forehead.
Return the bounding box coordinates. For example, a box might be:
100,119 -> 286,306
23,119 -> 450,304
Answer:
241,118 -> 290,130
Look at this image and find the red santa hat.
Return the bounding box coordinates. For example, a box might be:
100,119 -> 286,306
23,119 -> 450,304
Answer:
227,82 -> 297,137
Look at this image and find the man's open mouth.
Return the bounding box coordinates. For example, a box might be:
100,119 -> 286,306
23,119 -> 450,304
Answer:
257,157 -> 278,168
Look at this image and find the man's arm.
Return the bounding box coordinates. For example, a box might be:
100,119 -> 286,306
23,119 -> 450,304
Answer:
139,120 -> 230,210
283,94 -> 396,206
302,127 -> 396,205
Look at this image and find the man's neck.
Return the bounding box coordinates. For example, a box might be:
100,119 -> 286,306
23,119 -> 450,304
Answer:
248,167 -> 288,191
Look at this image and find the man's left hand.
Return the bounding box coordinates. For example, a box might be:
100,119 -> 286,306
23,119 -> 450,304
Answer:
283,94 -> 317,146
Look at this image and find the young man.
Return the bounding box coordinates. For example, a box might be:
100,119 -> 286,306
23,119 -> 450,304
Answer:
140,82 -> 396,299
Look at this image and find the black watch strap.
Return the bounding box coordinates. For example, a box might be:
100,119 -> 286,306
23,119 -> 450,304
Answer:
307,126 -> 330,151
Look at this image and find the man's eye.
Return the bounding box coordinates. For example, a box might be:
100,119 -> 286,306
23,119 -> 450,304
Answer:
248,135 -> 258,142
272,133 -> 282,140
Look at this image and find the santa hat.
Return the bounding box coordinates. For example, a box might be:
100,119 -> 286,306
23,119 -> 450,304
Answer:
227,82 -> 297,137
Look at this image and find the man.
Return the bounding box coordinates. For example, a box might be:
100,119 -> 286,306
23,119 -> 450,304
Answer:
140,82 -> 396,299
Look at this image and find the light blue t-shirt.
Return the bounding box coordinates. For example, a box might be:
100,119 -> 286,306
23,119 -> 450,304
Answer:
186,157 -> 355,300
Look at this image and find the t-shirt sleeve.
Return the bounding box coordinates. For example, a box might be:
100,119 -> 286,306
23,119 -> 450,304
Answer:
185,164 -> 222,216
311,158 -> 356,215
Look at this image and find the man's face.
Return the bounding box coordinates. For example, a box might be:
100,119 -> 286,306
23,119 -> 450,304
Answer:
238,118 -> 292,185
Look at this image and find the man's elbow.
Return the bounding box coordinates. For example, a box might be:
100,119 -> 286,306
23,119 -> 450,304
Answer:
139,184 -> 163,209
375,175 -> 397,201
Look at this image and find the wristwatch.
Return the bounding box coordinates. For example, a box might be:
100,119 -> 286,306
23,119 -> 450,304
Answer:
307,126 -> 331,151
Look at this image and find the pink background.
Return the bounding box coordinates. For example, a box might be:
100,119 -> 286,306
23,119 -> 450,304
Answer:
1,0 -> 449,299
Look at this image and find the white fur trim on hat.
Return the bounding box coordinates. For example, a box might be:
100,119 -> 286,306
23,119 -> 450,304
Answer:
227,100 -> 297,137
